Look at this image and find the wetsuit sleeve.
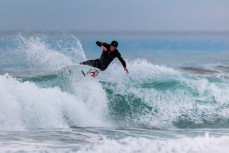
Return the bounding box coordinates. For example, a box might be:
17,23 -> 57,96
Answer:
96,41 -> 108,47
96,41 -> 102,47
117,51 -> 127,68
96,41 -> 109,51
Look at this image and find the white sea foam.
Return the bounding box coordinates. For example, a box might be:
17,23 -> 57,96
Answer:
1,133 -> 229,153
99,59 -> 229,128
0,74 -> 108,130
100,58 -> 179,83
77,134 -> 229,153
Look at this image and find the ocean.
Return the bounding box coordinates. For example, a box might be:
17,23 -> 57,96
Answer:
0,32 -> 229,153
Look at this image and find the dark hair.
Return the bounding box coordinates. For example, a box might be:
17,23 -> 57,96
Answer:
111,40 -> 118,47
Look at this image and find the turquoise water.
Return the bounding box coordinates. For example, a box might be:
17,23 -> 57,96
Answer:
0,33 -> 229,152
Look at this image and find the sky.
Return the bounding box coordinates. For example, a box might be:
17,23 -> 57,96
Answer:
0,0 -> 229,32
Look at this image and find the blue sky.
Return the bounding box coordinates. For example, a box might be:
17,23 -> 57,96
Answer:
0,0 -> 229,32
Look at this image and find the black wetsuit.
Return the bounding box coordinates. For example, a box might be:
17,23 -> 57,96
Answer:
80,41 -> 126,71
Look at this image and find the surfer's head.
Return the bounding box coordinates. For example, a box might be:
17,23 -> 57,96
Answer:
111,40 -> 118,48
110,40 -> 118,52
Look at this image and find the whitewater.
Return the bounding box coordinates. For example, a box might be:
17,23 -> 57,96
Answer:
0,33 -> 229,152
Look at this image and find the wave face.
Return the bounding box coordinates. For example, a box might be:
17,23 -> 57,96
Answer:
0,34 -> 229,130
101,60 -> 229,128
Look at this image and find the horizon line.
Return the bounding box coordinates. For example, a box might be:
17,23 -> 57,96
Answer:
1,30 -> 229,36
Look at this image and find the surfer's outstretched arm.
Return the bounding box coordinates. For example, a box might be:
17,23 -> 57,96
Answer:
117,53 -> 129,74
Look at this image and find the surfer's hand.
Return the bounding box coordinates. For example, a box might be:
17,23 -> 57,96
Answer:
124,67 -> 129,74
101,46 -> 107,51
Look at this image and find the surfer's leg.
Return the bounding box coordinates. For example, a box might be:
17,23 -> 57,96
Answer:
91,59 -> 102,69
80,59 -> 102,70
80,60 -> 96,66
100,64 -> 108,71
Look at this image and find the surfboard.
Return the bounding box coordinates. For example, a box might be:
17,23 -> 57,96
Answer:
62,64 -> 100,80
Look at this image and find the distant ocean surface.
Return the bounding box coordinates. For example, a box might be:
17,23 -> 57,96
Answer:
0,33 -> 229,153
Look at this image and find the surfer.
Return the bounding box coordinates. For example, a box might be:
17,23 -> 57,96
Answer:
80,40 -> 129,73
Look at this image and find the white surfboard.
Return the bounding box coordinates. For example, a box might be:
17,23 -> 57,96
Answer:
62,64 -> 100,80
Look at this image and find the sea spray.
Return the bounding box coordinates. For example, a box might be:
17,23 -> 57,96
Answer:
0,34 -> 86,73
